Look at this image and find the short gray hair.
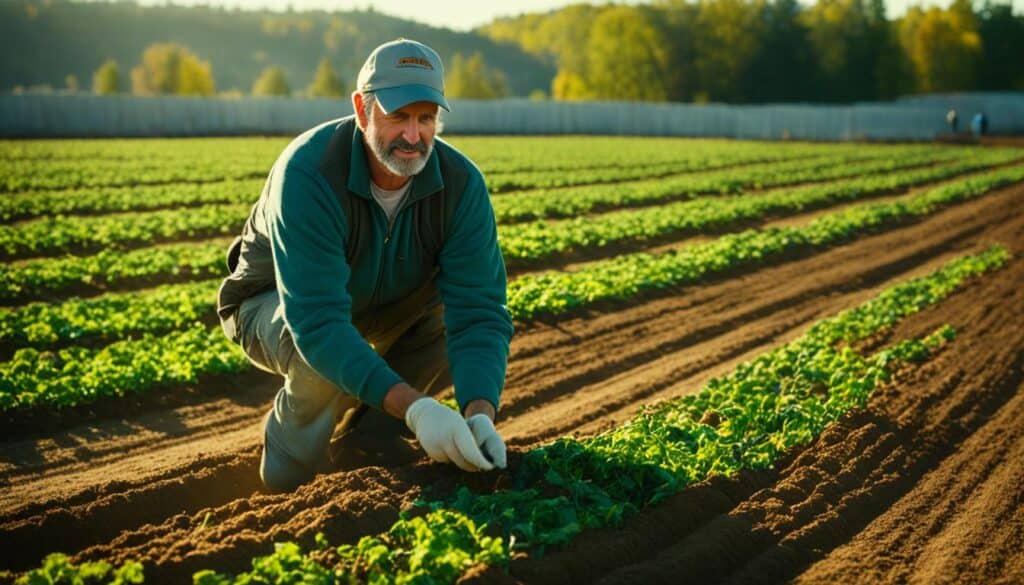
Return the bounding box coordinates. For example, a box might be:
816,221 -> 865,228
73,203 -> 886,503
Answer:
360,91 -> 444,135
361,91 -> 376,122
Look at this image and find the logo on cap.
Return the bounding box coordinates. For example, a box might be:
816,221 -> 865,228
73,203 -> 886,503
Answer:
397,56 -> 434,70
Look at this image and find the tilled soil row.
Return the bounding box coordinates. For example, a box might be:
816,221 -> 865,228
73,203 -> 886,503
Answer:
505,240 -> 1024,584
1,184 -> 1021,578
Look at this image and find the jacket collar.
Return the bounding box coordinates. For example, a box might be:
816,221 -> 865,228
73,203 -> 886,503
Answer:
346,123 -> 444,202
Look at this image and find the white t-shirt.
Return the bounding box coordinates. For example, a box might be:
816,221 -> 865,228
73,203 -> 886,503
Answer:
369,180 -> 412,223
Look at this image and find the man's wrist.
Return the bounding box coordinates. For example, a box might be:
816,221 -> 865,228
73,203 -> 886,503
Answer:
463,399 -> 496,421
382,382 -> 426,421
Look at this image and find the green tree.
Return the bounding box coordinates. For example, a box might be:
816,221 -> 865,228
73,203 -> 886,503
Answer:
898,0 -> 982,92
581,6 -> 672,101
480,5 -> 601,100
130,43 -> 215,96
481,5 -> 600,69
323,16 -> 358,51
64,74 -> 79,93
446,52 -> 509,99
976,1 -> 1024,90
92,59 -> 121,95
551,70 -> 592,100
691,0 -> 765,103
306,57 -> 345,98
252,66 -> 291,96
178,59 -> 216,96
869,0 -> 913,99
650,3 -> 698,102
741,0 -> 819,102
800,0 -> 881,101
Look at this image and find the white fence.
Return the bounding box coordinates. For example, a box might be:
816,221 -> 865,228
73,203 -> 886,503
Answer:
1,93 -> 1021,140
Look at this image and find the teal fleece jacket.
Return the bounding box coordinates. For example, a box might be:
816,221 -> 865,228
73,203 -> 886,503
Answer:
259,118 -> 513,411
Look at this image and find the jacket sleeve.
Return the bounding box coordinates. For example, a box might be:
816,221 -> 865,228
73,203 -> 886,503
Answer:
263,162 -> 403,409
436,170 -> 515,413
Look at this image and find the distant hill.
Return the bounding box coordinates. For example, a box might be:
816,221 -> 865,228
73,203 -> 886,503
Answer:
1,0 -> 555,96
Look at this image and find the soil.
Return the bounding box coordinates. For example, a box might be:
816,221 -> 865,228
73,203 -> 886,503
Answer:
1,180 -> 1022,583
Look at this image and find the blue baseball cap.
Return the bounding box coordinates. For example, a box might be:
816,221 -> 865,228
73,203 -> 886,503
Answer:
357,39 -> 450,114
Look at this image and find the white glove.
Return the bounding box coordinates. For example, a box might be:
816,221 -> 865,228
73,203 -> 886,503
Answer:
405,398 -> 494,472
466,414 -> 507,469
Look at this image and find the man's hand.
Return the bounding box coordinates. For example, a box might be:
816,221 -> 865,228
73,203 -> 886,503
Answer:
404,397 -> 494,472
466,414 -> 507,469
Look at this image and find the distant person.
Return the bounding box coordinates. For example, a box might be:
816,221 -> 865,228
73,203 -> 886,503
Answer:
946,109 -> 958,134
217,39 -> 513,492
971,112 -> 988,137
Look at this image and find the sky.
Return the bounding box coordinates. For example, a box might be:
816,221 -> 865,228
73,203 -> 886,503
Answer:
122,0 -> 1024,31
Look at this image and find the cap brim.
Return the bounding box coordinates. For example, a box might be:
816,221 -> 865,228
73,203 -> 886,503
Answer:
375,84 -> 451,114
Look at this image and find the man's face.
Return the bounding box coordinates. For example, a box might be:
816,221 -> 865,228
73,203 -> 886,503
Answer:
365,99 -> 438,178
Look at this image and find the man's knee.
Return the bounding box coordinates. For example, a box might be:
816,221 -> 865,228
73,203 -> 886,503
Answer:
260,390 -> 353,491
260,444 -> 313,493
259,409 -> 317,492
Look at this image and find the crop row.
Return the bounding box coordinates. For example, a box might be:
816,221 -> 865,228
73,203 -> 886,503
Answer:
1,203 -> 248,260
0,280 -> 219,351
498,152 -> 1017,264
0,147 -> 958,261
0,136 -> 285,163
0,155 -> 273,194
0,179 -> 266,223
486,147 -> 839,193
0,238 -> 232,303
0,137 -> 798,172
0,149 -> 800,222
0,136 -> 825,195
1,166 -> 1019,413
492,147 -> 970,222
507,163 -> 1024,318
492,146 -> 986,222
28,246 -> 999,583
0,326 -> 249,411
3,157 -> 1020,348
462,135 -> 851,174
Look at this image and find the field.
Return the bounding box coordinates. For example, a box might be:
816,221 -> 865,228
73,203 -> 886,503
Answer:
1,134 -> 1023,584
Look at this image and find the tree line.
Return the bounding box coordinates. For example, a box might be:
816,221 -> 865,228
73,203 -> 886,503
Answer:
480,0 -> 1024,103
0,1 -> 552,99
85,43 -> 508,100
12,0 -> 1022,103
90,44 -> 347,98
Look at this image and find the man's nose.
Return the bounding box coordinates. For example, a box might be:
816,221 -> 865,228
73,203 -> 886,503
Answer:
402,118 -> 420,143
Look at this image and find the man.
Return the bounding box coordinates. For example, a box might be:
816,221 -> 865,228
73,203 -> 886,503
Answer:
217,39 -> 514,492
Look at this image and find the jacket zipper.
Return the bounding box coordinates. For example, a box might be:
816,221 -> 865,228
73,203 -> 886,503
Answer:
368,182 -> 414,308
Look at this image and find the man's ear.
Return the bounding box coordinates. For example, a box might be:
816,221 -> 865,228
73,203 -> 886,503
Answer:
353,91 -> 368,131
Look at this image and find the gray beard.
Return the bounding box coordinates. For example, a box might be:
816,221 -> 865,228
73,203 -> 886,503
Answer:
366,124 -> 433,177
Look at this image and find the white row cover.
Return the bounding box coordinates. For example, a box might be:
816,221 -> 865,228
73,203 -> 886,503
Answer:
1,93 -> 1021,140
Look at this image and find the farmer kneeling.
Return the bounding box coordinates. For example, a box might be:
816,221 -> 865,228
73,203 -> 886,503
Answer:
216,39 -> 513,492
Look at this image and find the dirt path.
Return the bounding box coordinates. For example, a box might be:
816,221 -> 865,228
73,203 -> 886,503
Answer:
0,183 -> 1021,580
